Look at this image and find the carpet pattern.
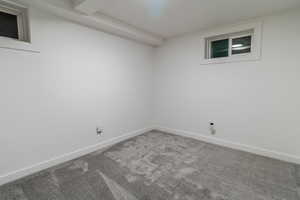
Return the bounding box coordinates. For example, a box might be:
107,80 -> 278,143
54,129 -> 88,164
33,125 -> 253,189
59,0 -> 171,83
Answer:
0,131 -> 299,200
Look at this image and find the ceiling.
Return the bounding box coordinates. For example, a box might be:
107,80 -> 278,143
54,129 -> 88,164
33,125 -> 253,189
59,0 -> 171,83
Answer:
74,0 -> 300,38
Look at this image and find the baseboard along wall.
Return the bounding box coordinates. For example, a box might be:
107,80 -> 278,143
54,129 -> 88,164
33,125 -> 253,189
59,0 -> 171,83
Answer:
1,126 -> 299,186
155,126 -> 300,165
0,127 -> 153,186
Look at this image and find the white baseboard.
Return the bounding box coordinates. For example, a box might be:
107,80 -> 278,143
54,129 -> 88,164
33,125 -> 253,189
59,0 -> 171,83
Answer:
2,126 -> 299,186
155,126 -> 300,165
0,127 -> 152,186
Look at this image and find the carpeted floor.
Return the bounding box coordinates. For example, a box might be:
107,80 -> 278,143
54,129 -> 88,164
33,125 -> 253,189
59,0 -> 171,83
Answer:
0,131 -> 299,200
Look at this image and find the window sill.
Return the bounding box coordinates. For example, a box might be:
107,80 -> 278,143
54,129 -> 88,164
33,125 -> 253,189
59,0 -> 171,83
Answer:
0,37 -> 40,53
200,53 -> 261,65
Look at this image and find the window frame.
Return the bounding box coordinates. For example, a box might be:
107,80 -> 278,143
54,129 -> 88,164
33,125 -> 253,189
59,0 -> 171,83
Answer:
200,21 -> 262,65
0,0 -> 30,42
206,30 -> 254,59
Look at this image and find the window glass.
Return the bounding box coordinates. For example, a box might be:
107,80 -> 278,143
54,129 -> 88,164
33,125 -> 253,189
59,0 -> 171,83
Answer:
210,39 -> 229,58
0,11 -> 19,39
232,35 -> 251,55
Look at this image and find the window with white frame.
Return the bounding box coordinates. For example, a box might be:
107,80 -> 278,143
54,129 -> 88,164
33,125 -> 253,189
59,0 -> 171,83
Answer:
0,0 -> 30,42
205,29 -> 253,59
200,22 -> 262,64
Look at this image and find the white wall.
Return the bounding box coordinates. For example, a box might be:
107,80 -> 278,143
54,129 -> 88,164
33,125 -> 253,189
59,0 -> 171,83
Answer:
0,7 -> 154,178
154,9 -> 300,161
1,5 -> 300,185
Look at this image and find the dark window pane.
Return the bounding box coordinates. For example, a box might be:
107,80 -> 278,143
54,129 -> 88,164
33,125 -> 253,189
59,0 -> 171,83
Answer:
0,11 -> 19,39
211,39 -> 229,58
232,35 -> 251,55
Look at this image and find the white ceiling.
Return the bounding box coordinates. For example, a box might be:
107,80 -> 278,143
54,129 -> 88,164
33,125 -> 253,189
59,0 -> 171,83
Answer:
74,0 -> 300,38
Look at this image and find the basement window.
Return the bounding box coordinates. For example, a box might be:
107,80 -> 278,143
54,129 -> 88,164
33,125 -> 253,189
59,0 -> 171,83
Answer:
200,21 -> 262,64
206,30 -> 253,59
0,0 -> 30,42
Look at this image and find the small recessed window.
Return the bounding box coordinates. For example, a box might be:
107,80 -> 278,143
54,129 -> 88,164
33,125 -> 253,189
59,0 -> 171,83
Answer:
206,29 -> 253,60
0,0 -> 30,42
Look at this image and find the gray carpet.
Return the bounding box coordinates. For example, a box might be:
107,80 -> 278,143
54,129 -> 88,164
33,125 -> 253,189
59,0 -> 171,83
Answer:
0,131 -> 299,200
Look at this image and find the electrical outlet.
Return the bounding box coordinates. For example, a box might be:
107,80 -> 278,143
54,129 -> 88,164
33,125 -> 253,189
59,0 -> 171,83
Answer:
96,127 -> 103,136
209,122 -> 216,135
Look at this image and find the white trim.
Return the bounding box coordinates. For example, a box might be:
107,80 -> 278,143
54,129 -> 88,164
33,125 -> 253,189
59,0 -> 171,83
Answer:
0,36 -> 40,53
73,0 -> 99,15
200,21 -> 263,65
0,0 -> 37,52
1,126 -> 299,186
0,0 -> 30,42
0,127 -> 153,186
155,126 -> 300,165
